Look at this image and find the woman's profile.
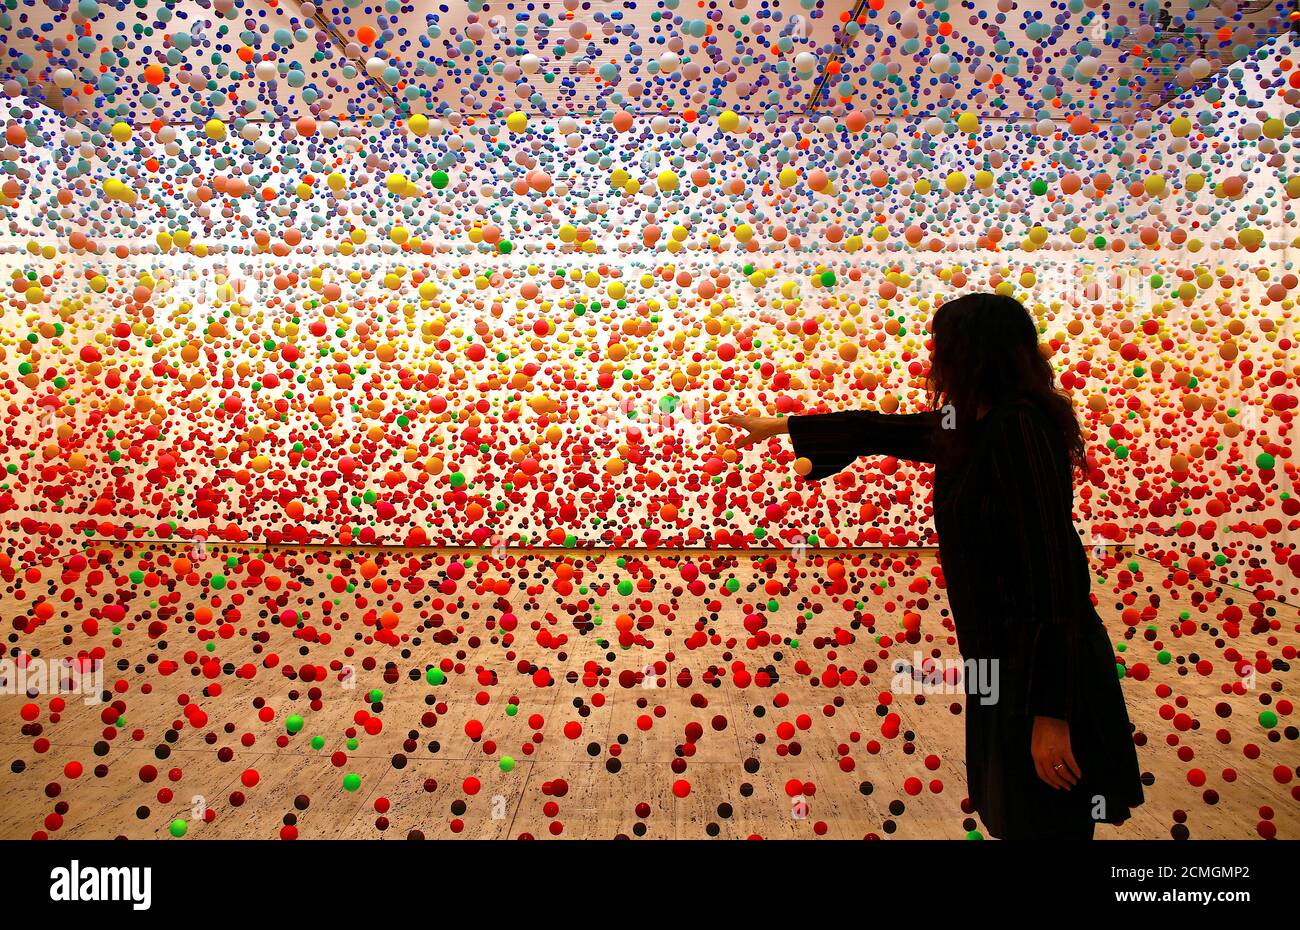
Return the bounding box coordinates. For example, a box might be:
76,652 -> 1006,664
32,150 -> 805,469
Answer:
723,292 -> 1144,840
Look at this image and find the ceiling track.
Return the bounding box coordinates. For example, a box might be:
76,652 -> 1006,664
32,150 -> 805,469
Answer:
805,0 -> 872,115
286,0 -> 401,108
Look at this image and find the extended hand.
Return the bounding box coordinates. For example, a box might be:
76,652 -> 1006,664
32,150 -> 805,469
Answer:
1031,715 -> 1081,790
720,414 -> 788,449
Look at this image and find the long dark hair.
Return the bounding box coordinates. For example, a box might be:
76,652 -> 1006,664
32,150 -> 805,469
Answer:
926,293 -> 1086,473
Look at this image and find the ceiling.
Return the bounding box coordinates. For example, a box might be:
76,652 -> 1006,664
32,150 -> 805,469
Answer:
1,0 -> 1293,130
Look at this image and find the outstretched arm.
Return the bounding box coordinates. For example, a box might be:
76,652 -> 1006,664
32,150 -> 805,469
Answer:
723,410 -> 939,481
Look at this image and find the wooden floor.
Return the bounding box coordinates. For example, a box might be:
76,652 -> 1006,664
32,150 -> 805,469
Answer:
1,546 -> 1295,839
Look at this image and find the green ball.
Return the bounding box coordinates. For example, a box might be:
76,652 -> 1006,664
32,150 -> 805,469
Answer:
426,667 -> 445,686
820,270 -> 835,286
311,735 -> 325,750
505,703 -> 518,717
499,756 -> 516,773
285,714 -> 304,734
1259,710 -> 1278,729
368,689 -> 383,703
1157,650 -> 1172,665
1256,452 -> 1275,470
617,579 -> 633,595
431,170 -> 449,189
965,829 -> 984,840
169,818 -> 187,838
342,773 -> 361,792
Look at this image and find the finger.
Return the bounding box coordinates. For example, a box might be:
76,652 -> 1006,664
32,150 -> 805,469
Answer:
719,415 -> 742,426
1055,759 -> 1078,789
1033,758 -> 1056,789
1062,748 -> 1083,782
734,434 -> 758,450
1049,757 -> 1073,789
1035,755 -> 1067,790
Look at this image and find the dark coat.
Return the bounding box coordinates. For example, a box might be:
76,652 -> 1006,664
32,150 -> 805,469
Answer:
788,399 -> 1144,838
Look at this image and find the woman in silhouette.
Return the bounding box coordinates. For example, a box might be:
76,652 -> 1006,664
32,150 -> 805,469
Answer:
723,293 -> 1144,840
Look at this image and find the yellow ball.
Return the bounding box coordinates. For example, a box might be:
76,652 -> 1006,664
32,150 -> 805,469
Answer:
204,119 -> 226,141
657,170 -> 679,192
957,112 -> 979,134
408,114 -> 429,136
718,110 -> 740,133
506,111 -> 528,133
103,178 -> 136,204
944,171 -> 967,194
778,168 -> 798,189
111,122 -> 132,143
1238,228 -> 1264,249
